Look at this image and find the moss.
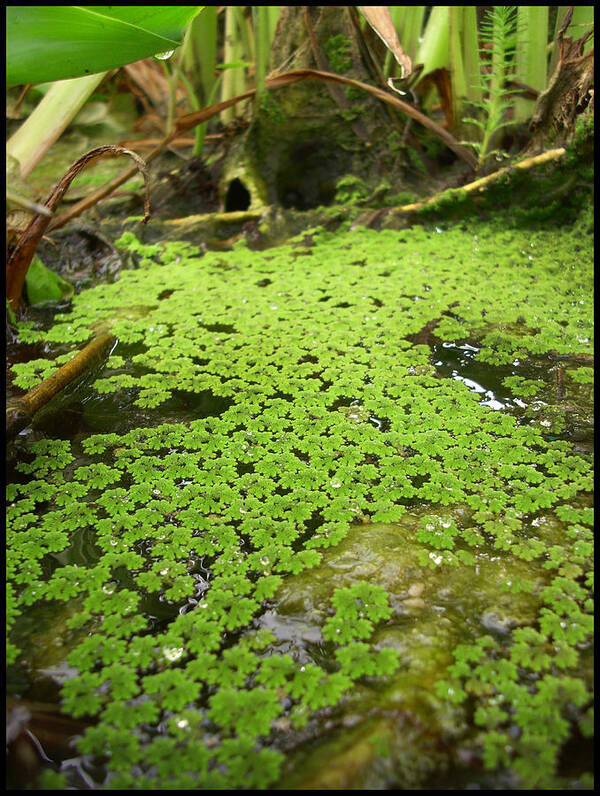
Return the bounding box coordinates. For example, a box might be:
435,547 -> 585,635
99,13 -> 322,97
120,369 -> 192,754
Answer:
324,34 -> 353,73
334,174 -> 370,204
7,207 -> 593,788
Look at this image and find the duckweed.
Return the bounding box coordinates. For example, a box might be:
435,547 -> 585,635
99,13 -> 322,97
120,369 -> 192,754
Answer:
7,205 -> 593,788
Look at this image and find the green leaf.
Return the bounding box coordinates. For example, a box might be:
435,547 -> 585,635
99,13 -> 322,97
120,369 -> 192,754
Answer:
24,256 -> 74,307
7,6 -> 203,86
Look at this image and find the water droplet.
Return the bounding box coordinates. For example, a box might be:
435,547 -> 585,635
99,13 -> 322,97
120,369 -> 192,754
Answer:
154,50 -> 175,61
163,646 -> 184,662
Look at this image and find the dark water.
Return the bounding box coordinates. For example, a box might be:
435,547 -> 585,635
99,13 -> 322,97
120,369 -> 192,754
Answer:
431,340 -> 528,411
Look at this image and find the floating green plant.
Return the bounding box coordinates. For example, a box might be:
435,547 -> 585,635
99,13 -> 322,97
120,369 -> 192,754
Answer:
7,204 -> 593,788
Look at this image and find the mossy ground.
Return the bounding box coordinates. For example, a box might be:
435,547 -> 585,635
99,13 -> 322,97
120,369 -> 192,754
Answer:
7,205 -> 593,788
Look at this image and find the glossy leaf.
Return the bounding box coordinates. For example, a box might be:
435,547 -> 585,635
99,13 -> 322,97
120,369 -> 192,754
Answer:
6,6 -> 203,86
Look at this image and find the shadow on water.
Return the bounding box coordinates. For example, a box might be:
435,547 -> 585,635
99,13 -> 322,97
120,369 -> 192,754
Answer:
31,384 -> 235,439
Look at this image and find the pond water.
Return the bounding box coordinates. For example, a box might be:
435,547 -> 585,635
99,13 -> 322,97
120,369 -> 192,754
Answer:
6,208 -> 593,789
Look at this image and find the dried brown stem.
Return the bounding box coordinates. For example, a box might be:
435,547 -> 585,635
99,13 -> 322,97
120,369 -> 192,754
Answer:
7,145 -> 150,312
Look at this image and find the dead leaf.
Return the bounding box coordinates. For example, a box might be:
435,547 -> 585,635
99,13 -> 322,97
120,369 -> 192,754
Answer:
358,7 -> 412,78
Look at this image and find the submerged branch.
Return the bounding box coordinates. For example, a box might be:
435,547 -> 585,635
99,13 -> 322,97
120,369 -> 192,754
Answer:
6,331 -> 116,440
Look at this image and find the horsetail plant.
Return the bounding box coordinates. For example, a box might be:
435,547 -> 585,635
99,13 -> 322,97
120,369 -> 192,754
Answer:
461,6 -> 520,173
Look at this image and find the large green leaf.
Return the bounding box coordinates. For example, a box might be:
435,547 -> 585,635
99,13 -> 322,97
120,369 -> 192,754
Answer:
24,256 -> 74,307
6,6 -> 203,87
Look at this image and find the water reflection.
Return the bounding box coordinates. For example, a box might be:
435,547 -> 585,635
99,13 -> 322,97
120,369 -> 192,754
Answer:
432,341 -> 528,411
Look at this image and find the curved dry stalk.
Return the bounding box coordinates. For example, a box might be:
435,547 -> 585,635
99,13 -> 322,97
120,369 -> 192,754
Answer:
7,145 -> 150,312
179,68 -> 478,168
46,86 -> 257,233
6,331 -> 116,440
358,6 -> 413,78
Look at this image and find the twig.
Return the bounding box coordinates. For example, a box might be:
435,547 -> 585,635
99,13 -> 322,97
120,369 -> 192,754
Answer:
6,331 -> 116,440
385,147 -> 567,216
556,367 -> 565,400
7,145 -> 150,312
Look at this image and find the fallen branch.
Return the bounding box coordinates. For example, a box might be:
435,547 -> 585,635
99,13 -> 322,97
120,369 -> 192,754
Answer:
6,331 -> 116,440
385,147 -> 567,216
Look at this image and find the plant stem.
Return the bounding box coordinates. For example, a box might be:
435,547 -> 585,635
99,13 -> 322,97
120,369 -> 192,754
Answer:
6,331 -> 116,440
6,72 -> 107,178
221,7 -> 246,124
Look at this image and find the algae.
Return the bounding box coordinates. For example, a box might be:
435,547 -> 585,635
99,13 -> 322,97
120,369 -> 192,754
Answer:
7,204 -> 593,789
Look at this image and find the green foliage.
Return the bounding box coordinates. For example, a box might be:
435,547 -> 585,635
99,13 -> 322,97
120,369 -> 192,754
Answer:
335,642 -> 399,679
462,6 -> 519,171
334,175 -> 369,204
437,502 -> 593,788
501,375 -> 542,398
568,366 -> 593,384
324,34 -> 353,73
25,255 -> 74,307
6,213 -> 593,788
323,582 -> 394,643
6,6 -> 202,86
11,357 -> 59,389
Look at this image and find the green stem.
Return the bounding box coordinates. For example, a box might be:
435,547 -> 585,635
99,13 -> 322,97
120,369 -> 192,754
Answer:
6,72 -> 107,178
514,6 -> 548,122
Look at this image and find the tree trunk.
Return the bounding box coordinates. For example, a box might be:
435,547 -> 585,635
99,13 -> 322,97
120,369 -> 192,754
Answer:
219,6 -> 415,212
